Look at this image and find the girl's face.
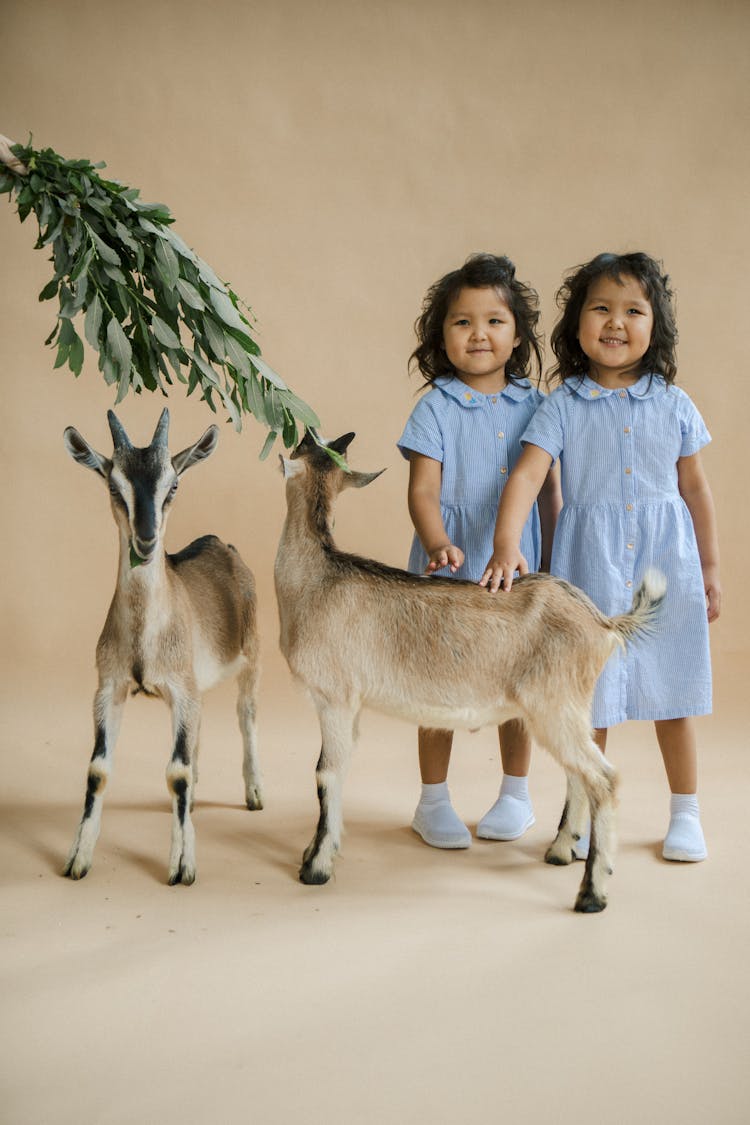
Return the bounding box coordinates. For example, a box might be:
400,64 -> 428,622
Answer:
442,286 -> 520,392
577,274 -> 654,385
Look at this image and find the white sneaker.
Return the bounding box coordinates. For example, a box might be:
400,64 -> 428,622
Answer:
412,799 -> 471,849
662,813 -> 707,862
476,794 -> 535,841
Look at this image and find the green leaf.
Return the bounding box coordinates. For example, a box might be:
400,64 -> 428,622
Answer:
185,348 -> 220,386
224,332 -> 251,376
91,230 -> 121,265
106,317 -> 132,377
154,238 -> 180,288
259,430 -> 279,460
38,278 -> 59,302
175,278 -> 205,310
68,329 -> 85,377
252,353 -> 288,390
129,544 -> 144,569
84,293 -> 103,347
279,389 -> 321,429
209,286 -> 245,331
151,315 -> 181,349
204,317 -> 226,362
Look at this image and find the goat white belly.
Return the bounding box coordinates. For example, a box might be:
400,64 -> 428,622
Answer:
364,688 -> 518,732
193,643 -> 245,693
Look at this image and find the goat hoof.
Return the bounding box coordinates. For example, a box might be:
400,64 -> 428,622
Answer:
63,859 -> 90,880
245,789 -> 264,811
299,863 -> 330,886
544,843 -> 575,866
574,889 -> 607,913
168,864 -> 196,886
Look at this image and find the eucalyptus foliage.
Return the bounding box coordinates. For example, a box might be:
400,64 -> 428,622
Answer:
0,140 -> 321,455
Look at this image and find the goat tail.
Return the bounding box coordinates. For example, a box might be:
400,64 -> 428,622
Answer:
609,568 -> 667,645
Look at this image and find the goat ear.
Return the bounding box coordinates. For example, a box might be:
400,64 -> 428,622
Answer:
172,425 -> 219,476
63,426 -> 111,478
280,454 -> 305,479
342,468 -> 385,490
328,432 -> 356,456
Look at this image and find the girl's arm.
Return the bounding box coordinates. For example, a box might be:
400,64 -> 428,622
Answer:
677,451 -> 721,622
480,443 -> 554,593
537,459 -> 562,572
407,452 -> 465,573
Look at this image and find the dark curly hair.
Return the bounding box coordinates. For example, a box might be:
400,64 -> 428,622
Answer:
549,251 -> 678,386
409,253 -> 543,388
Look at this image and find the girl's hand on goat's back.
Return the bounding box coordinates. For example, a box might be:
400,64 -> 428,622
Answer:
479,545 -> 528,593
425,543 -> 465,574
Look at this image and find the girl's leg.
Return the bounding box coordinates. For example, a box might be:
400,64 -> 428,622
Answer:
412,728 -> 470,849
655,717 -> 707,862
476,720 -> 535,841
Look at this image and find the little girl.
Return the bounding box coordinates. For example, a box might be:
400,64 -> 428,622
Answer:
397,253 -> 561,849
482,251 -> 721,861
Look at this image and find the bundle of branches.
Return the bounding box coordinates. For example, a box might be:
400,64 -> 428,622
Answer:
0,137 -> 321,456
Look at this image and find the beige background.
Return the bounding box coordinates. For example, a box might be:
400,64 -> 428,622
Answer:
1,2 -> 748,1123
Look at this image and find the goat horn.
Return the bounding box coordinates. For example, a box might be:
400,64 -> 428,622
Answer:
107,410 -> 132,450
151,408 -> 170,447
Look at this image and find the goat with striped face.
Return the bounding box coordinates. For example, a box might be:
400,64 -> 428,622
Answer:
275,431 -> 666,913
62,409 -> 262,885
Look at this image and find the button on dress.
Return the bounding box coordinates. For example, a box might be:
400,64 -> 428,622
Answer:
522,374 -> 711,726
398,376 -> 544,583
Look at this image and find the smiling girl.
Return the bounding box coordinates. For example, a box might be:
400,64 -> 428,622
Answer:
398,254 -> 560,849
482,252 -> 721,862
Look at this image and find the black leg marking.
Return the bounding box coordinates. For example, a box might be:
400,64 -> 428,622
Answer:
83,773 -> 102,819
92,725 -> 106,760
172,778 -> 189,825
299,783 -> 331,885
173,727 -> 189,766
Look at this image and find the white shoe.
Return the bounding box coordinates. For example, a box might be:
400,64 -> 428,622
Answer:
412,800 -> 471,849
662,813 -> 707,862
476,795 -> 535,841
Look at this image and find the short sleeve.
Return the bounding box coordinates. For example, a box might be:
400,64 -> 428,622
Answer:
521,392 -> 564,460
678,393 -> 711,458
397,396 -> 445,463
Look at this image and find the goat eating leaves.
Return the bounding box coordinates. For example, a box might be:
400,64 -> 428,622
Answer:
275,431 -> 665,913
62,409 -> 261,885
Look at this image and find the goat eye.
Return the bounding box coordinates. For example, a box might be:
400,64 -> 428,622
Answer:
164,480 -> 179,503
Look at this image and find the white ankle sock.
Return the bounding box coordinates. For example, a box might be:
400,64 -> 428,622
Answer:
499,774 -> 529,801
663,793 -> 706,862
670,793 -> 700,817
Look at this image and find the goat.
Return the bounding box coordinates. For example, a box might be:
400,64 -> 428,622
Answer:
62,408 -> 261,885
274,431 -> 665,913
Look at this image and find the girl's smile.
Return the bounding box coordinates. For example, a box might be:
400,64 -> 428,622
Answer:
443,286 -> 520,392
578,274 -> 654,386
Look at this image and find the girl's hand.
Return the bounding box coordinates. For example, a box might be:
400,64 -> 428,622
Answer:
425,544 -> 464,574
479,545 -> 528,593
703,564 -> 722,622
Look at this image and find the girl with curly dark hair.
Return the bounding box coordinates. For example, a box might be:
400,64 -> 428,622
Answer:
397,254 -> 560,850
483,251 -> 721,864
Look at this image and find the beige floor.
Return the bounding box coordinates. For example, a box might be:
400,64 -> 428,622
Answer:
1,647 -> 748,1125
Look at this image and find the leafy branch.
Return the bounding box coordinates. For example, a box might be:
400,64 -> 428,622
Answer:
0,139 -> 320,455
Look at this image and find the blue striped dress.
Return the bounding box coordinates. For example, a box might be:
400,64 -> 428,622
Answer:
398,375 -> 544,582
522,373 -> 712,726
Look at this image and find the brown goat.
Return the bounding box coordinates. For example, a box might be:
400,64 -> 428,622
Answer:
274,431 -> 665,912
